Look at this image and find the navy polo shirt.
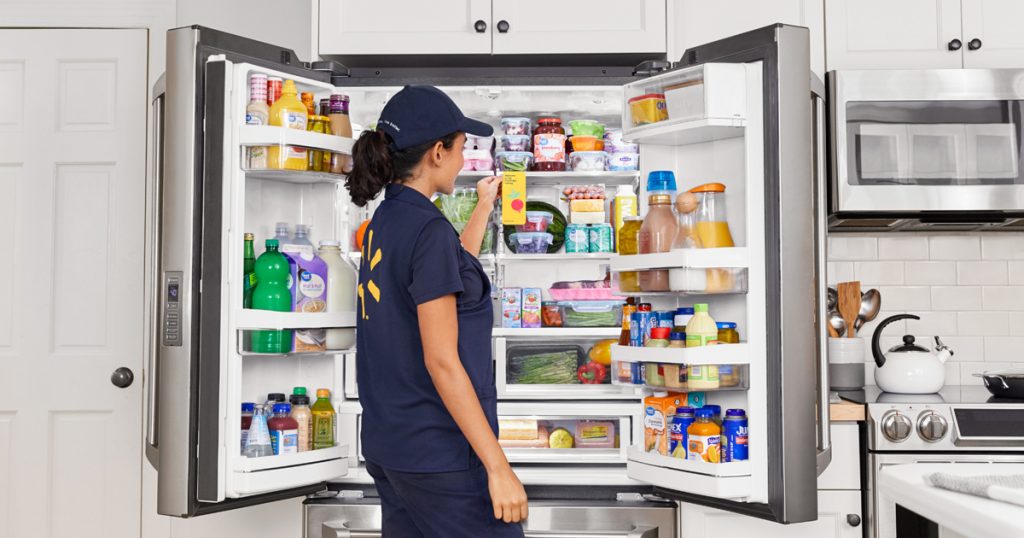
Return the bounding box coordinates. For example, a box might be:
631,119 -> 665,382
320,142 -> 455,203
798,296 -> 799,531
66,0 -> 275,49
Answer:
356,183 -> 497,473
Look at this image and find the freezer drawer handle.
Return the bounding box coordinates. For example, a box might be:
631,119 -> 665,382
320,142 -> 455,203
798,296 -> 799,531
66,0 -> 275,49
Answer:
321,522 -> 381,538
525,526 -> 657,538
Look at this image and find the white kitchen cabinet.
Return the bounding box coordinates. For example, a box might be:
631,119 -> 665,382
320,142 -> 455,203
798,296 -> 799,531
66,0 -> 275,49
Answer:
961,0 -> 1024,68
825,0 -> 963,70
318,0 -> 492,55
668,0 -> 825,78
490,0 -> 666,55
678,490 -> 863,538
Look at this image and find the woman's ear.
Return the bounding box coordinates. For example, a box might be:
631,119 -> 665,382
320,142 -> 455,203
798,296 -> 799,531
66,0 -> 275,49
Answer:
430,140 -> 447,167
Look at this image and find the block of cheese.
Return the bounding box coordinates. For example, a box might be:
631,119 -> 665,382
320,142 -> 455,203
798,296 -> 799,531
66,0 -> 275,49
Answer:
570,211 -> 607,225
498,426 -> 550,448
570,199 -> 605,213
498,418 -> 539,441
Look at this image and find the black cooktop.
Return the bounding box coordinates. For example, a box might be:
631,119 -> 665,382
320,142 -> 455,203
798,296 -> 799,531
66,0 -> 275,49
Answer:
838,385 -> 1024,406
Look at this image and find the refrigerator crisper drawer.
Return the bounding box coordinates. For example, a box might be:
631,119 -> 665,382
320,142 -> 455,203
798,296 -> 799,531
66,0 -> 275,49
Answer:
495,336 -> 637,400
304,498 -> 677,538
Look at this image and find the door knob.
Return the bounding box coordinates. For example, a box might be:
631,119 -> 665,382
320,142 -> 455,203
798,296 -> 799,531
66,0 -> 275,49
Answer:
847,514 -> 862,527
111,367 -> 134,388
497,20 -> 510,33
474,20 -> 486,33
968,38 -> 983,50
948,38 -> 962,51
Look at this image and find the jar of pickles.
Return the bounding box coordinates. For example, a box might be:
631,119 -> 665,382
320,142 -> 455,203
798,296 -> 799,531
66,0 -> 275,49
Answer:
717,321 -> 739,343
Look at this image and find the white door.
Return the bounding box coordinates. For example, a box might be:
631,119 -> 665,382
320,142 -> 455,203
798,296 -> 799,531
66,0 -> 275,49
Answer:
318,0 -> 492,55
961,0 -> 1024,67
825,0 -> 964,69
0,28 -> 147,538
491,0 -> 666,55
668,0 -> 826,78
678,491 -> 864,538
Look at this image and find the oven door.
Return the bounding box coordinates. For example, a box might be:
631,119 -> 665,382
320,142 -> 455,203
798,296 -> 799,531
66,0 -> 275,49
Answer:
868,452 -> 1024,538
829,69 -> 1024,214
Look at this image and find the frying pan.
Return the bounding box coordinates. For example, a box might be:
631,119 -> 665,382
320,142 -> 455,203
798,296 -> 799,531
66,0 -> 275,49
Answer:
975,370 -> 1024,399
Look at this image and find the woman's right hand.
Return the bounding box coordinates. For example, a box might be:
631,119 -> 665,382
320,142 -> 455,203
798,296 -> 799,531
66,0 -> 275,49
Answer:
488,464 -> 529,523
476,175 -> 502,208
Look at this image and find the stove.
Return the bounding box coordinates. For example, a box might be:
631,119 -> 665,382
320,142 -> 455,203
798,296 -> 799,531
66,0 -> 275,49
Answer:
848,386 -> 1024,538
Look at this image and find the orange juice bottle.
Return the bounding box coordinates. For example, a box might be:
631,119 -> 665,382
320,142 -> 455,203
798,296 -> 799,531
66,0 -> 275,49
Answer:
687,408 -> 722,463
268,79 -> 309,170
691,183 -> 735,291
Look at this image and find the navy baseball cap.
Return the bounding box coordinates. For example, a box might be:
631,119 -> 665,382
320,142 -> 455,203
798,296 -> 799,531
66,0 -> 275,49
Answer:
376,85 -> 493,150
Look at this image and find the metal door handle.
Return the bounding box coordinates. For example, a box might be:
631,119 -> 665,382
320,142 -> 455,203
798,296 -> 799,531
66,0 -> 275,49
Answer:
968,38 -> 983,50
847,514 -> 862,527
111,367 -> 135,388
525,527 -> 657,538
948,38 -> 962,51
321,522 -> 381,538
812,86 -> 832,476
474,19 -> 487,33
144,77 -> 166,470
497,20 -> 510,33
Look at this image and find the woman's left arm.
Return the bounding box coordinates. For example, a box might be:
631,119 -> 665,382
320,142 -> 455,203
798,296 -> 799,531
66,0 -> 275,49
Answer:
459,176 -> 500,257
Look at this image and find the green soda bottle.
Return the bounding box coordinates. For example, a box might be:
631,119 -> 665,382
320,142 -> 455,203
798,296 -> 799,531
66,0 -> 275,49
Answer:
250,239 -> 293,353
242,233 -> 257,308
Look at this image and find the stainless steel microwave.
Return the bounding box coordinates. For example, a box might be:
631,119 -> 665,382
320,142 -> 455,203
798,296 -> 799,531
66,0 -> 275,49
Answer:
828,69 -> 1024,232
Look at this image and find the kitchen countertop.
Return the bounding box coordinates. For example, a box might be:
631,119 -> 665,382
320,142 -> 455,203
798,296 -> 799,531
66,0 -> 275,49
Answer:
880,463 -> 1024,538
829,398 -> 865,421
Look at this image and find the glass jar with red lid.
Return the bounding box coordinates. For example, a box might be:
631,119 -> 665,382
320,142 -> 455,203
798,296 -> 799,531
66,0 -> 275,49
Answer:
533,117 -> 566,171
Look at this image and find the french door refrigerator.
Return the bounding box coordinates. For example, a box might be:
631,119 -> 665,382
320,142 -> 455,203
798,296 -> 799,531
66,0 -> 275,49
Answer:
147,23 -> 829,530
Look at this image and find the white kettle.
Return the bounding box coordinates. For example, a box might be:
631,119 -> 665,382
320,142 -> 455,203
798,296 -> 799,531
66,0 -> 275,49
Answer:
871,314 -> 954,394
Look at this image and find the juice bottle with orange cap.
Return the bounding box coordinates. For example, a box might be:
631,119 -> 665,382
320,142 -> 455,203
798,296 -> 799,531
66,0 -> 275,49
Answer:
268,79 -> 308,170
687,407 -> 722,463
691,183 -> 736,290
311,388 -> 336,449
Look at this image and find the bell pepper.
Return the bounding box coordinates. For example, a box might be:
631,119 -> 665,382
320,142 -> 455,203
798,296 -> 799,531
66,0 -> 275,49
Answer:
578,361 -> 608,384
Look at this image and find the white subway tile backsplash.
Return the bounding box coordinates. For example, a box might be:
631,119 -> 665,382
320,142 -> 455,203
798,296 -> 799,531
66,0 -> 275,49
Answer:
854,261 -> 905,285
982,286 -> 1024,311
960,362 -> 992,379
876,286 -> 931,311
957,312 -> 1009,336
930,286 -> 983,311
857,311 -> 905,341
983,337 -> 1024,362
929,236 -> 981,260
827,262 -> 854,286
907,312 -> 959,336
878,237 -> 929,260
1010,262 -> 1024,285
829,236 -> 877,260
939,336 -> 985,362
1011,313 -> 1024,336
982,234 -> 1024,260
944,361 -> 962,385
904,262 -> 957,286
957,261 -> 1008,286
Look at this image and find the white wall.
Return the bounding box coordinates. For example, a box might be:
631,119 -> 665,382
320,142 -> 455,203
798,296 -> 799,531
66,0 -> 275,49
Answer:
176,0 -> 316,61
827,232 -> 1024,385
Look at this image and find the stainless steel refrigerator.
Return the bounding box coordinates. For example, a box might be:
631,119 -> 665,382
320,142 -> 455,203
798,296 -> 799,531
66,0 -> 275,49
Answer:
146,24 -> 829,533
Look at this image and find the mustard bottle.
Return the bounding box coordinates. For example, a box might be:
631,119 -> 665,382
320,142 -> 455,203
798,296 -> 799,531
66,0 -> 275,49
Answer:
268,79 -> 308,170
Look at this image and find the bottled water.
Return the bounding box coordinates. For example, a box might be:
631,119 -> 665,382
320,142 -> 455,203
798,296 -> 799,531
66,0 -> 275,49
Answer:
243,404 -> 273,458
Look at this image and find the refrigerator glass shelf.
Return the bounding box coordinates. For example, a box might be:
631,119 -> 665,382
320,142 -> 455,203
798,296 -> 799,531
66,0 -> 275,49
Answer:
627,446 -> 751,477
623,117 -> 746,146
235,347 -> 350,359
237,125 -> 355,154
497,253 -> 618,262
457,170 -> 640,186
613,289 -> 745,298
610,343 -> 750,365
235,444 -> 347,473
492,327 -> 620,337
610,247 -> 749,272
244,169 -> 345,185
236,309 -> 357,330
615,380 -> 749,394
502,447 -> 623,464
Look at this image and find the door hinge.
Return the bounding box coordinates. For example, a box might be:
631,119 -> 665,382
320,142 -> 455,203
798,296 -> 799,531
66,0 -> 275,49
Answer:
615,492 -> 646,502
337,489 -> 365,499
632,60 -> 672,77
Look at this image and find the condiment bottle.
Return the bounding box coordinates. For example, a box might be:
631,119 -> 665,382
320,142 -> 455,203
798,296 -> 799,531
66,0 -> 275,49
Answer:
268,79 -> 308,170
638,171 -> 678,292
532,117 -> 566,172
618,299 -> 637,346
289,395 -> 313,452
307,116 -> 326,172
717,322 -> 739,344
686,304 -> 720,389
318,240 -> 357,350
672,307 -> 693,339
328,94 -> 353,174
245,74 -> 270,170
616,216 -> 644,292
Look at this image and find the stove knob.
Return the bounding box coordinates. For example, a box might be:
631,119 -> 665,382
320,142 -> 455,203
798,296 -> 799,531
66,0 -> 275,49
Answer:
880,411 -> 913,442
917,411 -> 948,442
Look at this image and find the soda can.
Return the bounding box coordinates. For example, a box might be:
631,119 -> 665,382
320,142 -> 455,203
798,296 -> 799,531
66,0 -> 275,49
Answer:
657,311 -> 674,329
588,223 -> 614,253
631,311 -> 650,347
565,224 -> 590,253
669,408 -> 695,459
722,409 -> 749,462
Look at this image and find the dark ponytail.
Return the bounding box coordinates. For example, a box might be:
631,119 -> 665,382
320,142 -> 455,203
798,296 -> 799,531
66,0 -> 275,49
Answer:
345,129 -> 460,207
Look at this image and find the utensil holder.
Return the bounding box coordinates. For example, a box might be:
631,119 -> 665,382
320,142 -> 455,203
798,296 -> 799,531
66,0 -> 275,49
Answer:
828,337 -> 866,391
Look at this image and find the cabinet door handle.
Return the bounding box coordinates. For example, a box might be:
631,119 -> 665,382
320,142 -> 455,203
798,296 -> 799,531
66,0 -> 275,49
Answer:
846,514 -> 862,527
474,19 -> 487,33
968,38 -> 983,50
948,38 -> 962,51
497,20 -> 510,33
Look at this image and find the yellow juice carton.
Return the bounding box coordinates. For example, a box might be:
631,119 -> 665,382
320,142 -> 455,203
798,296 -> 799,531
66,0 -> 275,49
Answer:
502,171 -> 527,226
643,392 -> 686,455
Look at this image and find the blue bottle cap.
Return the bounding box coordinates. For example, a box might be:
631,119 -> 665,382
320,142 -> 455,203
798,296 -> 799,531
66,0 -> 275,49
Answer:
717,322 -> 737,329
670,332 -> 686,341
272,403 -> 291,415
676,307 -> 695,315
646,170 -> 677,193
701,404 -> 721,415
241,402 -> 255,413
676,406 -> 695,415
695,408 -> 714,419
725,409 -> 746,418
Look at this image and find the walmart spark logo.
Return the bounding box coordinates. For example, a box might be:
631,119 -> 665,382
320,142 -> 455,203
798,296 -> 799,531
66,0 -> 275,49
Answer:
358,228 -> 382,320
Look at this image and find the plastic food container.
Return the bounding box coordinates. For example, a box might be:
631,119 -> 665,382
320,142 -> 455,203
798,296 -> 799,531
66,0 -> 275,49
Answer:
569,151 -> 608,172
574,420 -> 617,449
605,141 -> 639,154
669,267 -> 749,293
604,128 -> 624,143
516,211 -> 554,233
664,80 -> 706,124
462,149 -> 494,171
607,152 -> 640,172
496,151 -> 535,172
498,135 -> 531,152
570,136 -> 604,152
556,300 -> 624,327
501,117 -> 531,136
569,120 -> 605,138
466,134 -> 495,151
509,232 -> 554,254
628,93 -> 669,127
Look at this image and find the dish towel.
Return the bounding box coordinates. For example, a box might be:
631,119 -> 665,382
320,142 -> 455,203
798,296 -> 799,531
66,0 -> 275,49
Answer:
927,473 -> 1024,507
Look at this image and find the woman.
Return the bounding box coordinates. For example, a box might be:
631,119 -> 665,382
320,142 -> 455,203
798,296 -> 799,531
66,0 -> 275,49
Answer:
345,85 -> 527,538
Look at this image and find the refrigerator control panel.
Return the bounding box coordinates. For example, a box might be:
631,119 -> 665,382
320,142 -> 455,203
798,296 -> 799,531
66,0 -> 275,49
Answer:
162,271 -> 183,347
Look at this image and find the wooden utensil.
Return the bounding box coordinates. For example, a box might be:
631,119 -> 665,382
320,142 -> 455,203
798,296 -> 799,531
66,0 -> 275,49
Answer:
827,323 -> 840,338
837,281 -> 861,338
